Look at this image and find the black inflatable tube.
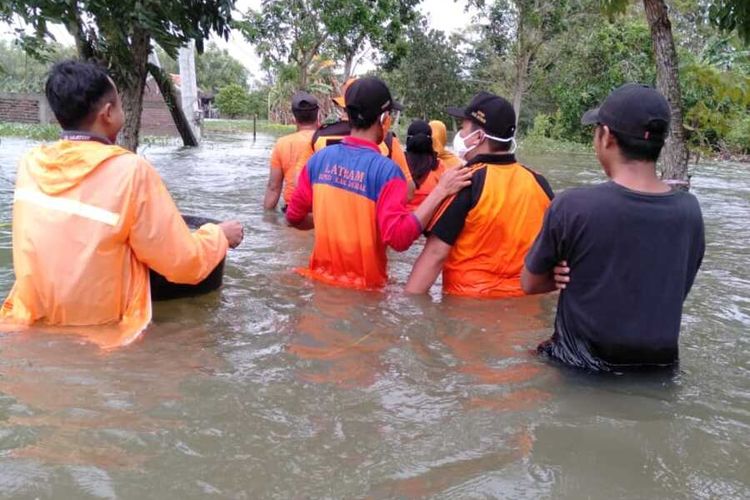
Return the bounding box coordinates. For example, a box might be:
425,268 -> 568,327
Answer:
149,215 -> 226,301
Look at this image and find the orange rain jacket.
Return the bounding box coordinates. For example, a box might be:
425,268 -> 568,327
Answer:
0,139 -> 228,349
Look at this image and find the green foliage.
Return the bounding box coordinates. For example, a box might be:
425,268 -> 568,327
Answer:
680,56 -> 750,151
383,19 -> 472,122
710,0 -> 750,44
1,0 -> 237,149
204,119 -> 295,136
215,84 -> 252,118
247,88 -> 270,119
155,43 -> 249,94
238,0 -> 422,86
536,17 -> 655,142
0,122 -> 60,141
0,41 -> 76,93
724,115 -> 750,153
320,0 -> 421,75
0,0 -> 236,61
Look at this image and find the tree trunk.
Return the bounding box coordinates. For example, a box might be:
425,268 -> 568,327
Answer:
117,29 -> 151,152
343,55 -> 354,81
644,0 -> 690,188
512,50 -> 531,127
147,63 -> 198,147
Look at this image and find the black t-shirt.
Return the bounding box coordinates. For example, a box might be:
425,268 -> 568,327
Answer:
525,181 -> 705,371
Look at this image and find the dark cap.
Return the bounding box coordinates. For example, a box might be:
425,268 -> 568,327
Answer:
447,91 -> 516,138
291,91 -> 319,111
582,83 -> 670,141
345,77 -> 394,122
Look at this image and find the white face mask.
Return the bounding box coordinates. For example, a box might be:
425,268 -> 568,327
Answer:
484,134 -> 517,155
453,129 -> 481,160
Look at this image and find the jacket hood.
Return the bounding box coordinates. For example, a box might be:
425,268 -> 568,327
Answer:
25,140 -> 131,195
429,120 -> 448,155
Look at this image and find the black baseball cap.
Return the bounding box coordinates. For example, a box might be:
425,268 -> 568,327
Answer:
291,91 -> 319,111
447,91 -> 516,138
345,77 -> 394,122
582,83 -> 670,141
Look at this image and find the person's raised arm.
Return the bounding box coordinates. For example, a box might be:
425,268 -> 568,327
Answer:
128,159 -> 239,285
377,166 -> 473,251
405,235 -> 452,294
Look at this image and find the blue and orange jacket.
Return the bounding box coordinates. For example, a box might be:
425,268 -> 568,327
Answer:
286,136 -> 421,289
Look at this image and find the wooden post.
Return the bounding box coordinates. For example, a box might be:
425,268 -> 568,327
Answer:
253,114 -> 257,141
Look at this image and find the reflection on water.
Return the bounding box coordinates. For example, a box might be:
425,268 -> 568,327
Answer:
0,135 -> 747,498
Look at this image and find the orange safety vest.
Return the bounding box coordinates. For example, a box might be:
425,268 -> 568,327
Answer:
431,156 -> 553,297
0,138 -> 228,349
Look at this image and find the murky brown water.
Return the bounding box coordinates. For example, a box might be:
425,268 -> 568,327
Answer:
0,133 -> 747,499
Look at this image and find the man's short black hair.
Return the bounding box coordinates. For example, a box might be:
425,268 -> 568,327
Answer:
293,108 -> 318,125
604,127 -> 665,162
348,110 -> 379,131
470,122 -> 510,152
45,60 -> 116,130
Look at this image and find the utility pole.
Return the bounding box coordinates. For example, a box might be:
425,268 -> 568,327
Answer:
179,40 -> 202,143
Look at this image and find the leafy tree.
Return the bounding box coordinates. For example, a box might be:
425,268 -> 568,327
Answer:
534,16 -> 655,142
247,87 -> 271,119
238,0 -> 328,89
468,0 -> 571,124
0,40 -> 76,93
383,19 -> 472,123
598,0 -> 750,184
215,84 -> 251,118
238,0 -> 423,87
322,0 -> 422,79
155,43 -> 249,94
1,0 -> 236,150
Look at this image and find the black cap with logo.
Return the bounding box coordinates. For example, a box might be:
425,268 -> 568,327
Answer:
291,91 -> 319,111
345,77 -> 394,122
581,83 -> 671,142
446,91 -> 516,139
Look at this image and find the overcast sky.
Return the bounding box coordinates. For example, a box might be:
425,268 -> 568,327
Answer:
2,1 -> 473,78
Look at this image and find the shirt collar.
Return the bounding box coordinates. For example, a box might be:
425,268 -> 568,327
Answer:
343,135 -> 381,153
60,130 -> 114,145
465,153 -> 517,167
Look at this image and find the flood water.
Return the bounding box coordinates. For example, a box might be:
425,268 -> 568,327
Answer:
0,133 -> 748,499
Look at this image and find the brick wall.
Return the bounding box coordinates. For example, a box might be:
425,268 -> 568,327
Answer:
0,83 -> 181,137
0,93 -> 44,124
140,80 -> 179,137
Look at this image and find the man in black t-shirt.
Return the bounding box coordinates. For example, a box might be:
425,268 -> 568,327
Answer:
521,84 -> 705,372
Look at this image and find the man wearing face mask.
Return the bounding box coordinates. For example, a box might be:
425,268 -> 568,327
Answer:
406,91 -> 554,297
286,77 -> 473,290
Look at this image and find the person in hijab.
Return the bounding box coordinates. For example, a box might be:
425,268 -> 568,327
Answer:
406,120 -> 448,211
429,120 -> 463,169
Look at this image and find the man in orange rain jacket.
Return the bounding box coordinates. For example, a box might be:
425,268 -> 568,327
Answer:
286,77 -> 472,290
263,91 -> 319,211
0,60 -> 244,349
429,120 -> 464,169
406,92 -> 553,298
